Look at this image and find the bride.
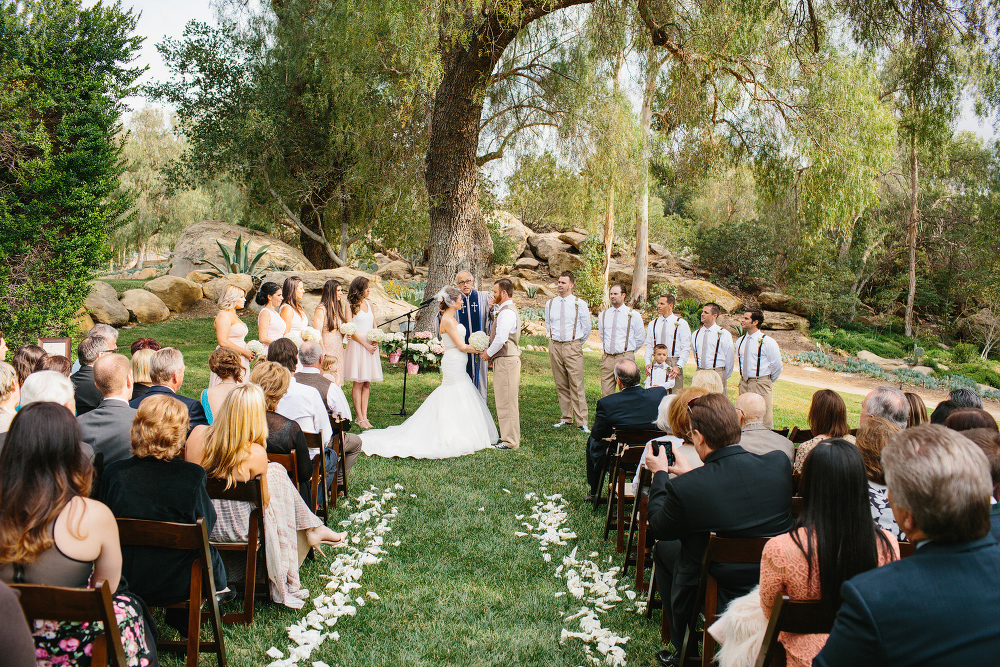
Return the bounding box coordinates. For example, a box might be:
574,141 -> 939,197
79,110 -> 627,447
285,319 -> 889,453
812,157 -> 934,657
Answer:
361,286 -> 499,459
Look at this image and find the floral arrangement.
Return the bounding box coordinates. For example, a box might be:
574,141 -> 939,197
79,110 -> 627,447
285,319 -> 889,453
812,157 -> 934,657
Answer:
286,334 -> 303,348
469,330 -> 490,352
301,326 -> 322,342
379,331 -> 406,354
413,331 -> 433,340
403,342 -> 439,369
246,340 -> 266,358
339,322 -> 357,337
430,343 -> 445,355
367,328 -> 386,343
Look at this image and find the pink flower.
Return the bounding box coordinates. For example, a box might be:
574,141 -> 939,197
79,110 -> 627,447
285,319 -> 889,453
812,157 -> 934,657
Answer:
83,643 -> 93,657
430,345 -> 444,354
35,648 -> 49,659
57,638 -> 80,652
51,655 -> 69,665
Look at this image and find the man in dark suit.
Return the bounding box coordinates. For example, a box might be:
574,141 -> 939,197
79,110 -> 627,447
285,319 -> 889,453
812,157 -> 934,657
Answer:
585,358 -> 667,500
816,425 -> 1000,666
78,353 -> 137,465
129,347 -> 207,428
70,334 -> 112,416
644,392 -> 792,666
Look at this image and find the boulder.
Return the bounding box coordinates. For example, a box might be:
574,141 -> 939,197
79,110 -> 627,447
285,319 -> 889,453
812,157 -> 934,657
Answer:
757,291 -> 810,317
912,366 -> 935,376
957,307 -> 1000,339
376,260 -> 413,282
132,267 -> 160,279
760,311 -> 809,332
412,266 -> 428,277
510,277 -> 555,299
549,251 -> 584,277
558,231 -> 587,251
143,276 -> 203,312
185,270 -> 215,284
649,243 -> 669,258
527,232 -> 571,261
677,279 -> 743,313
522,320 -> 547,337
202,274 -> 254,304
73,310 -> 96,334
488,211 -> 533,258
514,256 -> 540,270
119,289 -> 170,324
85,282 -> 130,326
608,262 -> 634,289
168,220 -> 315,278
511,268 -> 540,281
647,272 -> 683,290
857,350 -> 906,371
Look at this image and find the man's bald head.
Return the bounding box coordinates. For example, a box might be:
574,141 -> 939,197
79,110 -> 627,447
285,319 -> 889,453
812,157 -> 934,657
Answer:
736,392 -> 766,426
93,352 -> 132,399
456,271 -> 474,296
613,359 -> 640,389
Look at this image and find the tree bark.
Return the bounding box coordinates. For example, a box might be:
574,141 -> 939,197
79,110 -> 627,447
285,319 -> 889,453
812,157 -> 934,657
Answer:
298,199 -> 337,269
904,127 -> 918,337
631,44 -> 660,307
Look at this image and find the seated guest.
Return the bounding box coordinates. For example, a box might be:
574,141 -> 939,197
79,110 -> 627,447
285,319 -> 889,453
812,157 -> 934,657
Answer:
585,359 -> 668,501
296,341 -> 362,493
816,425 -> 1000,665
321,354 -> 340,385
904,391 -> 928,427
0,362 -> 17,433
201,347 -> 244,424
793,389 -> 855,473
184,384 -> 345,608
77,353 -> 137,465
950,386 -> 983,409
645,392 -> 792,666
632,389 -> 706,492
129,337 -> 161,355
7,371 -> 93,460
129,347 -> 208,428
734,392 -> 794,462
855,417 -> 904,539
691,368 -> 725,394
70,335 -> 111,416
38,354 -> 72,377
130,347 -> 156,402
930,398 -> 959,424
268,338 -> 332,447
860,385 -> 908,429
11,344 -> 45,386
945,407 -> 998,433
99,395 -> 228,607
962,428 -> 1000,539
71,323 -> 119,374
251,361 -> 315,506
0,581 -> 36,667
0,402 -> 157,666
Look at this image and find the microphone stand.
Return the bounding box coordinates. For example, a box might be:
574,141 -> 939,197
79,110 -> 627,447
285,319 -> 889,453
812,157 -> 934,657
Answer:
382,299 -> 435,417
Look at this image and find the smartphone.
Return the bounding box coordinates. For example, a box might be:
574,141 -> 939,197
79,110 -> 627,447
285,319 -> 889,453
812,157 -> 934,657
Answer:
650,439 -> 675,466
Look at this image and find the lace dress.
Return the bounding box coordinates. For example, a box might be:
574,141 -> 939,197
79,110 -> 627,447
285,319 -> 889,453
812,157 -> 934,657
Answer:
793,434 -> 856,473
343,300 -> 383,383
316,305 -> 346,386
361,322 -> 498,459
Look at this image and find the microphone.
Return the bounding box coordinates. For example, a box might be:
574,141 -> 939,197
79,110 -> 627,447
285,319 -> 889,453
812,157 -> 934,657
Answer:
419,297 -> 436,307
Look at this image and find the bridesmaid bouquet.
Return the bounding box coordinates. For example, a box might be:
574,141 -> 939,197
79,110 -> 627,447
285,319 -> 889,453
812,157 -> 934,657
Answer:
286,334 -> 303,348
469,331 -> 490,352
339,322 -> 357,337
367,329 -> 386,343
246,340 -> 266,358
301,326 -> 322,342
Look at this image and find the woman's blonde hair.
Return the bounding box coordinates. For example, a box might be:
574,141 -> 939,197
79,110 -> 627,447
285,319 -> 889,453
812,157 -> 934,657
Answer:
201,383 -> 268,488
131,395 -> 189,459
668,386 -> 710,444
691,369 -> 725,394
130,347 -> 155,384
250,361 -> 290,411
218,285 -> 247,311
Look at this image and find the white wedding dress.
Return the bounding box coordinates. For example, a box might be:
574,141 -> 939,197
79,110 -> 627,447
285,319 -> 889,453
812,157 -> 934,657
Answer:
361,322 -> 499,459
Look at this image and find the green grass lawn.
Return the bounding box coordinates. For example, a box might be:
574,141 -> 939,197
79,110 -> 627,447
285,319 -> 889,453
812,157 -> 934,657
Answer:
113,318 -> 862,666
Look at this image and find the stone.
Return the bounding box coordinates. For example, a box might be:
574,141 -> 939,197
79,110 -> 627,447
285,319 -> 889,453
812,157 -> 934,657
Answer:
521,320 -> 547,337
185,270 -> 215,284
412,266 -> 428,277
134,267 -> 159,279
85,282 -> 130,326
912,366 -> 935,376
757,291 -> 810,317
488,211 -> 533,258
760,311 -> 810,332
119,289 -> 170,323
510,277 -> 555,298
857,350 -> 906,371
511,268 -> 540,281
143,276 -> 203,312
677,279 -> 743,313
514,256 -> 540,270
608,262 -> 634,289
957,307 -> 1000,339
376,260 -> 413,282
202,274 -> 254,304
557,231 -> 587,251
649,243 -> 669,258
527,232 -> 571,261
73,310 -> 96,334
168,220 -> 315,278
548,251 -> 584,277
647,272 -> 683,290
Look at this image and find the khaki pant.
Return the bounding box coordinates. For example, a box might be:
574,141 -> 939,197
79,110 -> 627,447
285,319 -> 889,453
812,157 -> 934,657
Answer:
601,351 -> 636,397
493,355 -> 521,449
739,376 -> 774,429
549,340 -> 587,426
666,356 -> 683,395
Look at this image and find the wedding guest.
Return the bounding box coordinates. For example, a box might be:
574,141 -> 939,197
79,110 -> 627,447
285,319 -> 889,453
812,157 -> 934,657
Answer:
71,324 -> 119,374
691,368 -> 725,394
945,408 -> 999,433
99,395 -> 229,608
14,371 -> 91,459
185,384 -> 345,607
267,338 -> 333,447
0,581 -> 35,667
859,385 -> 908,430
77,353 -> 137,465
38,354 -> 72,376
930,399 -> 959,424
129,347 -> 208,428
129,337 -> 161,355
250,362 -> 314,505
855,417 -> 904,539
343,276 -> 383,429
0,362 -> 18,433
963,428 -> 1000,538
202,347 -> 244,425
904,392 -> 928,427
12,344 -> 46,385
322,354 -> 340,384
950,387 -> 983,409
209,285 -> 253,387
280,276 -> 308,339
130,347 -> 156,402
0,402 -> 157,666
70,335 -> 110,416
256,282 -> 286,353
314,279 -> 349,386
793,389 -> 855,473
734,392 -> 794,462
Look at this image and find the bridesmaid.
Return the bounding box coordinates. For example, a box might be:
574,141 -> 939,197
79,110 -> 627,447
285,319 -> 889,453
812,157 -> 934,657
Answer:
280,276 -> 308,339
314,279 -> 349,386
256,282 -> 286,354
209,285 -> 253,387
343,276 -> 383,429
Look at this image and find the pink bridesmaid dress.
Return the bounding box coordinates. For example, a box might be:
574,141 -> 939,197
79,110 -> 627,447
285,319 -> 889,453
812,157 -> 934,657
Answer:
343,300 -> 383,383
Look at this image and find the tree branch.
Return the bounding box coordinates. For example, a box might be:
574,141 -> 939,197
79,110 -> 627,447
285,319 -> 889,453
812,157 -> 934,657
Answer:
260,158 -> 344,267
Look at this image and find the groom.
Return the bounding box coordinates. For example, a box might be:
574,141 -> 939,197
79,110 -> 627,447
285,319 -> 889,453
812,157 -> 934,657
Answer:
482,278 -> 521,450
455,270 -> 491,402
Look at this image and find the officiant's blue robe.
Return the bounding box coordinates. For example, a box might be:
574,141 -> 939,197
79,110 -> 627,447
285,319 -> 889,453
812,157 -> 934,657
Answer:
457,289 -> 491,401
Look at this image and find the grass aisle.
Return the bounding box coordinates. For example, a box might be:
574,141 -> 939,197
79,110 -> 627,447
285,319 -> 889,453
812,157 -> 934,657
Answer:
116,319 -> 862,666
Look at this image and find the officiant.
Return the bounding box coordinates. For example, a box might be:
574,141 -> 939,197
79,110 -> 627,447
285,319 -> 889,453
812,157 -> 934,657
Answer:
452,270 -> 492,402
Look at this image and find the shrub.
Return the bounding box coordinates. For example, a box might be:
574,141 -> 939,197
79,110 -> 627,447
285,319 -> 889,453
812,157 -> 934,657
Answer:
488,221 -> 517,267
574,236 -> 606,314
676,298 -> 702,331
952,343 -> 978,365
693,219 -> 775,291
952,363 -> 1000,390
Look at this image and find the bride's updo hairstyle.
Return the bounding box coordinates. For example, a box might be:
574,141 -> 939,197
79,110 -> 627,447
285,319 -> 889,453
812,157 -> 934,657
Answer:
437,286 -> 463,311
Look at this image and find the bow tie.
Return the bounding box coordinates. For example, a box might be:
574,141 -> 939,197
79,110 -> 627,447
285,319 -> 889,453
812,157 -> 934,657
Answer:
652,363 -> 668,369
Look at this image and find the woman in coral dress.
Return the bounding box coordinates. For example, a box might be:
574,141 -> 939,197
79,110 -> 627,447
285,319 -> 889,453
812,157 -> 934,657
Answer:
209,285 -> 253,387
314,279 -> 349,386
343,276 -> 382,428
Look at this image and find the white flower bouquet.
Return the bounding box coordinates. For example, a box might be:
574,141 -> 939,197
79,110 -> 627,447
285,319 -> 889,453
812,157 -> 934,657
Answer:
367,328 -> 385,343
339,322 -> 357,337
286,334 -> 303,348
380,331 -> 406,354
469,330 -> 490,352
301,326 -> 322,342
246,340 -> 266,358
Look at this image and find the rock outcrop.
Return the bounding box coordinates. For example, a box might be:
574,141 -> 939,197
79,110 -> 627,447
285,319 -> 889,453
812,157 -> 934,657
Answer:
119,290 -> 170,323
757,291 -> 810,317
143,276 -> 203,312
677,279 -> 743,313
548,251 -> 584,277
85,282 -> 130,326
488,211 -> 532,259
527,233 -> 571,262
857,350 -> 906,371
168,220 -> 315,278
760,311 -> 810,332
510,277 -> 555,298
375,260 -> 414,282
202,274 -> 254,304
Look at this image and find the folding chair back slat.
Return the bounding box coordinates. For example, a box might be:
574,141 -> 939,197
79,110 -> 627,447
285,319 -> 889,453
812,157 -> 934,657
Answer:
754,595 -> 837,667
594,428 -> 666,510
205,476 -> 264,624
790,428 -> 814,444
268,451 -> 299,487
303,431 -> 330,520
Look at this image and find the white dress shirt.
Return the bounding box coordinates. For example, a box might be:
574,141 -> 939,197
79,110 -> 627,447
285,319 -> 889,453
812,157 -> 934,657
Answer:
298,367 -> 353,421
735,330 -> 783,381
486,300 -> 518,358
597,305 -> 645,354
545,295 -> 591,343
643,314 -> 692,368
644,363 -> 674,390
276,377 -> 333,446
692,323 -> 735,379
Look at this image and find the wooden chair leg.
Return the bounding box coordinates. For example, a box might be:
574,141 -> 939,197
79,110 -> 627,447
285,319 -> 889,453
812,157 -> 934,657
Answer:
187,565 -> 202,667
702,579 -> 718,667
91,635 -> 108,667
646,561 -> 658,619
635,495 -> 649,591
615,471 -> 628,552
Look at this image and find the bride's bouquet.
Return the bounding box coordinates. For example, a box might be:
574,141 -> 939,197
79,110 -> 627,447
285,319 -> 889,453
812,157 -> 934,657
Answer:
246,340 -> 266,359
469,331 -> 490,352
339,322 -> 357,337
301,326 -> 322,342
367,328 -> 386,344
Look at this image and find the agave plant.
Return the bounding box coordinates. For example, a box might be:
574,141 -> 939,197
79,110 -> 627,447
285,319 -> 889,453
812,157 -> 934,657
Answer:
205,235 -> 271,279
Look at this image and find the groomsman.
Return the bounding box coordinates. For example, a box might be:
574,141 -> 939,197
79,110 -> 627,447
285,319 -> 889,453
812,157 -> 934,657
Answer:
691,302 -> 734,390
482,278 -> 521,450
643,294 -> 691,395
597,284 -> 645,397
736,309 -> 783,429
545,271 -> 591,432
455,270 -> 491,402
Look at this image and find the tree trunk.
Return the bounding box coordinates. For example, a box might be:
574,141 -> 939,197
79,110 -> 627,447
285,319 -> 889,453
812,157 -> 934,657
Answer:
630,44 -> 659,307
602,190 -> 615,310
904,128 -> 918,337
298,200 -> 336,269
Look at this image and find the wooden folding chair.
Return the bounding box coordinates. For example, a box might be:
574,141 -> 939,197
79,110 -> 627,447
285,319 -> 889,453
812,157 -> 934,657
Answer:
791,472 -> 801,495
604,429 -> 666,540
679,534 -> 772,667
268,451 -> 299,487
597,427 -> 666,513
608,444 -> 647,551
115,517 -> 227,667
205,476 -> 264,624
753,595 -> 837,667
304,431 -> 330,521
11,579 -> 128,667
622,467 -> 655,591
331,416 -> 350,502
790,496 -> 803,519
771,427 -> 790,438
898,540 -> 916,558
790,428 -> 814,444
